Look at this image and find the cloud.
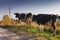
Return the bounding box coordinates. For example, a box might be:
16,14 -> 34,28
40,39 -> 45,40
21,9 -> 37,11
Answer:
0,0 -> 60,20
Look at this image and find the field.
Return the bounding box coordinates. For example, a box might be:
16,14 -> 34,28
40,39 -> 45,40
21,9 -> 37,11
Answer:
2,20 -> 60,40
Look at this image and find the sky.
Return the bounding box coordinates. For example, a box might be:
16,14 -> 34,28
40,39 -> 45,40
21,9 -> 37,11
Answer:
0,0 -> 60,20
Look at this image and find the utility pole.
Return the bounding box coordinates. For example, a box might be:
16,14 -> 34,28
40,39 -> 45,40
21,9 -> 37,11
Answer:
9,2 -> 11,18
8,5 -> 11,17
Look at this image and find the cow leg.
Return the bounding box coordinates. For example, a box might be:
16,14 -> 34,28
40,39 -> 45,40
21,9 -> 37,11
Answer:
53,25 -> 56,36
41,25 -> 44,32
39,25 -> 42,32
52,23 -> 56,36
38,24 -> 41,32
39,24 -> 44,32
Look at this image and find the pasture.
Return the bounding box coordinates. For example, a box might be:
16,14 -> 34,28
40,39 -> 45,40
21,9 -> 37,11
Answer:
2,20 -> 60,40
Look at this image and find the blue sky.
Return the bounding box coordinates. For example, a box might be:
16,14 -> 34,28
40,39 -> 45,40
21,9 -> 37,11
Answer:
0,0 -> 60,20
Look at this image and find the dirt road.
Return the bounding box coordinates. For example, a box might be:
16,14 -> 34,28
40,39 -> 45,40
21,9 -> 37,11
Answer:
0,27 -> 48,40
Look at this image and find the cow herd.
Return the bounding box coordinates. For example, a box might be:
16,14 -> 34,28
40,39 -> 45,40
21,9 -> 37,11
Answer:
14,13 -> 57,36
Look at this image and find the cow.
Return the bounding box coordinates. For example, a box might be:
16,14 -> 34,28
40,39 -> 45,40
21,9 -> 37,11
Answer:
14,13 -> 26,24
26,13 -> 32,26
14,13 -> 32,25
32,14 -> 57,36
14,13 -> 57,36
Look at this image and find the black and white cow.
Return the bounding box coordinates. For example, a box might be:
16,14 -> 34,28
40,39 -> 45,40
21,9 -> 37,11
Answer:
26,13 -> 32,26
14,13 -> 57,36
14,13 -> 32,25
32,14 -> 57,36
14,13 -> 26,24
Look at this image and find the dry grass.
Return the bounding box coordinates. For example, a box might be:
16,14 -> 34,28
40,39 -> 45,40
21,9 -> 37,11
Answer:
2,20 -> 60,40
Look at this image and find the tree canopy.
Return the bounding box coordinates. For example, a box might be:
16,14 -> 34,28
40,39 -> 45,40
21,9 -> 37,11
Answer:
1,15 -> 11,25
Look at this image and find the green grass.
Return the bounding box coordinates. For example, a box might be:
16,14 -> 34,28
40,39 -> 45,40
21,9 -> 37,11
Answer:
28,28 -> 60,40
3,25 -> 60,40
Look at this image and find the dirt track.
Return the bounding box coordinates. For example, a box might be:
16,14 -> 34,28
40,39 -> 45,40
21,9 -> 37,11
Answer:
0,27 -> 48,40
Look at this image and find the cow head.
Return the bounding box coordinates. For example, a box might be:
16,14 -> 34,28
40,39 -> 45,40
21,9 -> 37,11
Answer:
26,13 -> 32,18
14,13 -> 20,18
14,13 -> 26,19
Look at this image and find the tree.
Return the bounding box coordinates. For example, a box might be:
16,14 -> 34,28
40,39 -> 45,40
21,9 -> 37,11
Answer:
1,15 -> 11,25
